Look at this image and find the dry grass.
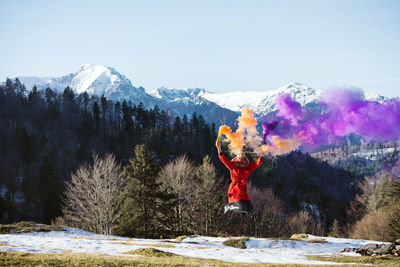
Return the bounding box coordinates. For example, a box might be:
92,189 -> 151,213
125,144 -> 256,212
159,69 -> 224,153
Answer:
307,254 -> 400,266
306,238 -> 327,244
175,234 -> 198,242
0,221 -> 65,234
222,237 -> 249,249
124,247 -> 175,257
289,234 -> 327,243
114,242 -> 176,248
0,251 -> 328,266
0,242 -> 16,247
290,233 -> 308,239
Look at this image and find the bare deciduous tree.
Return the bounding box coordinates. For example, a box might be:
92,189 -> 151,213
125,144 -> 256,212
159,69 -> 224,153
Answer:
345,174 -> 394,235
62,153 -> 123,235
247,183 -> 286,238
351,209 -> 391,241
284,210 -> 324,236
158,155 -> 196,235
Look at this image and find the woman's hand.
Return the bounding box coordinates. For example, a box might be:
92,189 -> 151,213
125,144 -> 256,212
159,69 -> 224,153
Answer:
215,137 -> 222,153
260,147 -> 265,158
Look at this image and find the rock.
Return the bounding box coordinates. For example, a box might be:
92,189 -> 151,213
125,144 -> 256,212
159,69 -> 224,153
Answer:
392,245 -> 400,256
395,239 -> 400,245
356,243 -> 395,256
340,247 -> 358,253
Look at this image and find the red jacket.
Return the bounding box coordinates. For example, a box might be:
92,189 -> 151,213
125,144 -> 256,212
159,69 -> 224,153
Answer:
218,153 -> 264,203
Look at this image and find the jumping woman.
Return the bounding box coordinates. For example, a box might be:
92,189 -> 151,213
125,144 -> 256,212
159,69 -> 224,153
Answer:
216,136 -> 264,214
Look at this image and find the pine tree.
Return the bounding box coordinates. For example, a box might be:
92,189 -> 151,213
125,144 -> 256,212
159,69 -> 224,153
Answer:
121,100 -> 133,136
0,194 -> 5,221
114,101 -> 121,132
81,92 -> 90,113
14,78 -> 26,97
328,219 -> 340,237
44,87 -> 55,104
101,95 -> 108,132
5,78 -> 14,95
117,144 -> 163,238
28,86 -> 40,105
92,101 -> 100,130
39,156 -> 62,224
18,127 -> 32,165
62,87 -> 75,112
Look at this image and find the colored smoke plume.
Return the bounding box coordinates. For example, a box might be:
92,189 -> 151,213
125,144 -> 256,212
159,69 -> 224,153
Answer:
261,136 -> 301,155
219,87 -> 400,157
262,120 -> 279,144
218,108 -> 262,154
270,87 -> 400,152
218,125 -> 232,138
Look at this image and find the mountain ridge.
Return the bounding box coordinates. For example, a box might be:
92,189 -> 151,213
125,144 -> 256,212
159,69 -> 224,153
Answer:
14,64 -> 387,122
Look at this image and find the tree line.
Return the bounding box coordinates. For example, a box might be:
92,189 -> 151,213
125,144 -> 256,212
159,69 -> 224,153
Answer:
59,145 -> 326,238
0,78 -> 217,224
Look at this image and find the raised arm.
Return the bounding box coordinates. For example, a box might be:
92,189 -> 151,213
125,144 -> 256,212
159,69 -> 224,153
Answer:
216,137 -> 234,170
248,151 -> 264,172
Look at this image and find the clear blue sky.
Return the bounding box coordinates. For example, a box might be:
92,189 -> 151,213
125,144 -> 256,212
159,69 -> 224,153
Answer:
1,0 -> 399,96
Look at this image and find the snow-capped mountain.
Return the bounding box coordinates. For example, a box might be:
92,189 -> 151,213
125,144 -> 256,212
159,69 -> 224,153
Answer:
17,64 -> 237,124
151,82 -> 322,116
254,82 -> 322,116
198,89 -> 271,112
150,87 -> 238,125
149,87 -> 206,100
18,64 -> 157,108
200,82 -> 386,116
149,83 -> 321,120
16,64 -> 387,125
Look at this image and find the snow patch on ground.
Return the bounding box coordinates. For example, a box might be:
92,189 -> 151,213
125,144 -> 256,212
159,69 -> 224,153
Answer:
0,227 -> 384,265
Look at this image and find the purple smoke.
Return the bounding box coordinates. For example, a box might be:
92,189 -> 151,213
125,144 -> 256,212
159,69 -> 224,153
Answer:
272,87 -> 400,151
276,93 -> 304,125
262,120 -> 279,144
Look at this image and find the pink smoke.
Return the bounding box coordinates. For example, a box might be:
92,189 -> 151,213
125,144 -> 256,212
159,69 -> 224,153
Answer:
271,87 -> 400,151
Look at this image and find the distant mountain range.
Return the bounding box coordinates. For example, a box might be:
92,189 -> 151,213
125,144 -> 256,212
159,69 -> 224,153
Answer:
16,64 -> 386,125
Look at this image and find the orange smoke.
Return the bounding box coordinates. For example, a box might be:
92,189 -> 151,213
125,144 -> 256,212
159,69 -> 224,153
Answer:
262,135 -> 301,155
218,108 -> 259,153
218,125 -> 232,138
227,132 -> 243,151
218,125 -> 243,152
237,108 -> 258,135
261,144 -> 273,154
